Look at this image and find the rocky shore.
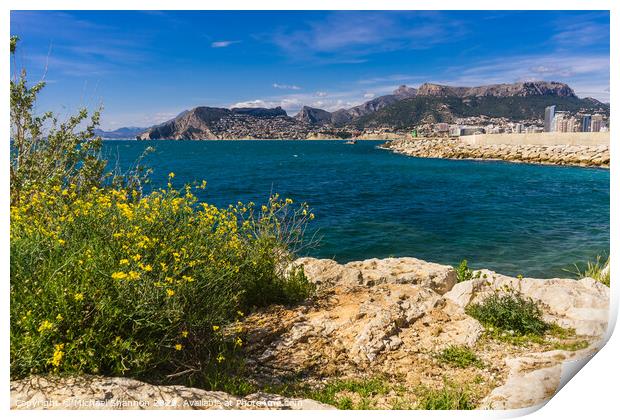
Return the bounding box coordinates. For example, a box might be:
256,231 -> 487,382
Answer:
11,257 -> 609,410
380,138 -> 610,168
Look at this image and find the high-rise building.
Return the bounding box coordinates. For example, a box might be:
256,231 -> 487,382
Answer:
582,114 -> 592,132
553,112 -> 569,133
544,105 -> 556,132
591,114 -> 604,132
566,117 -> 580,133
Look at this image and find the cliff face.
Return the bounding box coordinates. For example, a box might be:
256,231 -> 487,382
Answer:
137,106 -> 294,140
137,107 -> 229,140
416,81 -> 576,98
295,106 -> 333,125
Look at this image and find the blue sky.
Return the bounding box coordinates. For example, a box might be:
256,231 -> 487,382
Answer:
10,10 -> 610,130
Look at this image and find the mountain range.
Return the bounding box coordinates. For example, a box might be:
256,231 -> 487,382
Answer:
94,127 -> 147,140
133,81 -> 609,140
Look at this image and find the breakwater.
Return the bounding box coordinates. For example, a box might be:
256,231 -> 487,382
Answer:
380,134 -> 610,167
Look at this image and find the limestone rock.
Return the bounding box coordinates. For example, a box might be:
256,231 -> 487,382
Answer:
294,257 -> 456,294
444,271 -> 609,336
10,376 -> 334,410
479,346 -> 600,409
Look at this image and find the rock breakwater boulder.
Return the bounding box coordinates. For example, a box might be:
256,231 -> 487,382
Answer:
381,138 -> 610,168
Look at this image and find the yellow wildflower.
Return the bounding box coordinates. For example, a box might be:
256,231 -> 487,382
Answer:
119,259 -> 129,265
174,344 -> 183,351
57,239 -> 65,246
38,320 -> 53,333
181,275 -> 194,282
132,254 -> 142,262
216,354 -> 225,363
181,330 -> 189,338
212,325 -> 220,332
166,289 -> 175,297
50,343 -> 64,367
56,314 -> 63,321
169,172 -> 175,178
111,271 -> 128,280
128,271 -> 140,280
140,263 -> 153,272
235,337 -> 243,347
74,293 -> 84,302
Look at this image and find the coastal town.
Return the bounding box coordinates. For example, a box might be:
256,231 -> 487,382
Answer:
133,81 -> 610,141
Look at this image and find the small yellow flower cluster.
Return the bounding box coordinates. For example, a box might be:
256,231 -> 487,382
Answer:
38,320 -> 53,333
50,343 -> 65,367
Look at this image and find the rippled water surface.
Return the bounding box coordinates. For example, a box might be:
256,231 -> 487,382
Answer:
104,140 -> 609,278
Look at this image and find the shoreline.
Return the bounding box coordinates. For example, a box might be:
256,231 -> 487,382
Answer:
379,137 -> 610,168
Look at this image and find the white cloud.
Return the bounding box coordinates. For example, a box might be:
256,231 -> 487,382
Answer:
270,11 -> 466,63
272,83 -> 302,90
211,40 -> 240,48
229,84 -> 396,116
550,13 -> 609,48
363,92 -> 376,99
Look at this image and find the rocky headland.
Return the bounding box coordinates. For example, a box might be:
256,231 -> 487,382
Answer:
12,257 -> 609,410
380,137 -> 610,168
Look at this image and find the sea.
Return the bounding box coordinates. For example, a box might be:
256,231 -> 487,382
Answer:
103,140 -> 610,278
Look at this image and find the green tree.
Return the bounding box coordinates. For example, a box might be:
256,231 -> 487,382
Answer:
10,36 -> 106,204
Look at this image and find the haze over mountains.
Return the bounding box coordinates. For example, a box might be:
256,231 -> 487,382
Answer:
130,81 -> 608,140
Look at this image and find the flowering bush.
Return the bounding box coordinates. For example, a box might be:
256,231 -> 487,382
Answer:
10,181 -> 314,379
10,36 -> 314,384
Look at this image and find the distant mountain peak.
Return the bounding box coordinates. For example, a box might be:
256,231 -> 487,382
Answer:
295,106 -> 332,124
417,81 -> 576,98
393,85 -> 418,98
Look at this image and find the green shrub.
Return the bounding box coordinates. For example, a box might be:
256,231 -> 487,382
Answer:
465,289 -> 548,336
303,378 -> 392,409
416,383 -> 474,410
455,259 -> 473,283
567,255 -> 610,287
437,346 -> 482,369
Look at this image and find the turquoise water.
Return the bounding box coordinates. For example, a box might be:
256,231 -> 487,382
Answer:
103,140 -> 609,278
